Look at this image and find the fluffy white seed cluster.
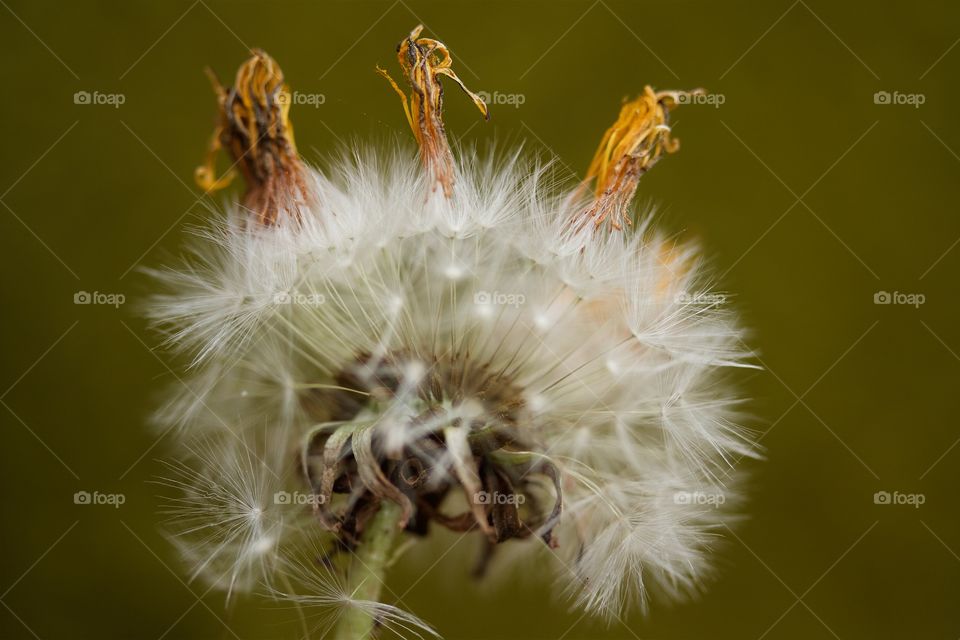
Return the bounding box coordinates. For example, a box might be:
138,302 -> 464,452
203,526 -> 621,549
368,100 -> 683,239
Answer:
148,146 -> 756,617
147,33 -> 758,637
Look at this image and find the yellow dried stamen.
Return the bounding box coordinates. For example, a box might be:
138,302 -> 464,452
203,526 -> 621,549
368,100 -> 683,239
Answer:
377,25 -> 489,197
579,86 -> 704,230
195,49 -> 309,225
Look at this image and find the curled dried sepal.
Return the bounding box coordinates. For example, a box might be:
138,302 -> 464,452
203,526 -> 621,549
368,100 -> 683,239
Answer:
377,25 -> 489,197
195,49 -> 310,225
443,426 -> 496,540
578,86 -> 704,230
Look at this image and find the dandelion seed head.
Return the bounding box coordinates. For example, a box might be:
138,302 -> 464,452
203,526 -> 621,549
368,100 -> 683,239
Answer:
147,27 -> 757,633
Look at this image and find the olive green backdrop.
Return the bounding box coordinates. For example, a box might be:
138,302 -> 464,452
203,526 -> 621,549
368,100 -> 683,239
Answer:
1,1 -> 958,638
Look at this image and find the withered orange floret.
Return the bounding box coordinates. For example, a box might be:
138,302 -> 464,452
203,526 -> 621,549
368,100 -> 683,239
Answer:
377,25 -> 489,197
579,86 -> 704,230
195,49 -> 310,226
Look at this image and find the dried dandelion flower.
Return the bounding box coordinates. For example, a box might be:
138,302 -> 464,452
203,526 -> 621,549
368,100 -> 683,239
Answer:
147,25 -> 757,639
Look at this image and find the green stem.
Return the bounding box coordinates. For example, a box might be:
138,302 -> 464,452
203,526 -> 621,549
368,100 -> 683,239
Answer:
334,500 -> 403,640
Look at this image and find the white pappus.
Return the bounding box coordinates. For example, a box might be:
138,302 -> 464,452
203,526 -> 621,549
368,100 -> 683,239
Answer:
146,25 -> 759,639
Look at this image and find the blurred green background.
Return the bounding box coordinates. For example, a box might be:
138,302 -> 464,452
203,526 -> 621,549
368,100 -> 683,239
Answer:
2,1 -> 959,638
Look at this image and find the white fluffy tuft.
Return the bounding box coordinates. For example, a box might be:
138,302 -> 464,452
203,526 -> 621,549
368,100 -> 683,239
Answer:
149,145 -> 757,626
